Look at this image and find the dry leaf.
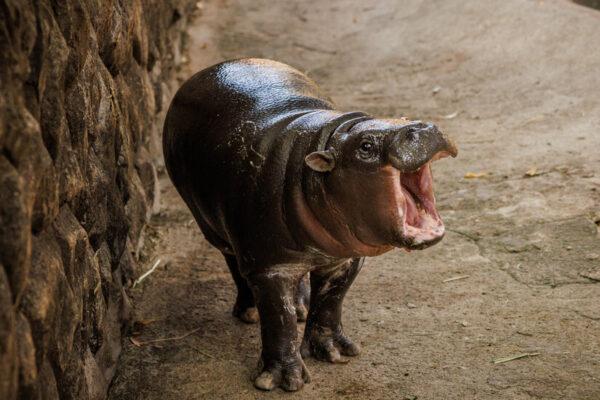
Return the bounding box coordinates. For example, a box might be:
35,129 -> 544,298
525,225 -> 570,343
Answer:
464,172 -> 490,178
130,337 -> 142,347
144,224 -> 159,232
524,163 -> 538,177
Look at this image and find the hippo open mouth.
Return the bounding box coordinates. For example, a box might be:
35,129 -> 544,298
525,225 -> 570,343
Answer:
401,162 -> 444,242
392,162 -> 445,249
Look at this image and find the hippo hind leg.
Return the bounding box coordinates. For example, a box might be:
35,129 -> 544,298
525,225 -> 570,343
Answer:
295,274 -> 310,322
222,253 -> 259,324
223,255 -> 310,324
193,217 -> 258,323
194,218 -> 308,324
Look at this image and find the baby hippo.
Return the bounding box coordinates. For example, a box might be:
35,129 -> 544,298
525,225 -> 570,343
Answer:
163,59 -> 457,391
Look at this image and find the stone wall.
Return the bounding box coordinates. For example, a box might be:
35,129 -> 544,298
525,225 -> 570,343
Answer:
0,0 -> 193,398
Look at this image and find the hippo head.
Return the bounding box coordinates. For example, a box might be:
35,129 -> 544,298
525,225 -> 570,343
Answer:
305,118 -> 457,255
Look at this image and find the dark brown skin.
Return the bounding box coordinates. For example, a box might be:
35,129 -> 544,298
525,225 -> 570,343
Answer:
163,58 -> 457,391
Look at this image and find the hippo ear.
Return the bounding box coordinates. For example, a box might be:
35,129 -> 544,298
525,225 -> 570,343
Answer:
305,151 -> 335,172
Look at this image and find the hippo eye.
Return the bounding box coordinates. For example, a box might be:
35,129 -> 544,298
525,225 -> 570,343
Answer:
360,141 -> 374,153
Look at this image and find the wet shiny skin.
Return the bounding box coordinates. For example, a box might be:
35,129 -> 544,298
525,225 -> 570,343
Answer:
163,59 -> 457,391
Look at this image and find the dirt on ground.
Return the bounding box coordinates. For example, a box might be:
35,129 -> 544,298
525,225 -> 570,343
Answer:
108,0 -> 600,398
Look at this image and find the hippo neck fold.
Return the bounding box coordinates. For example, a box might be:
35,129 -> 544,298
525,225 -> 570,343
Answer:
291,187 -> 394,258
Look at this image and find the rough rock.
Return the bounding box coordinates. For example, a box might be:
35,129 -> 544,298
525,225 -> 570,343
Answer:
0,0 -> 194,398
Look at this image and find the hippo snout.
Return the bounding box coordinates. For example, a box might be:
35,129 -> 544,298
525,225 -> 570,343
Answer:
386,122 -> 458,172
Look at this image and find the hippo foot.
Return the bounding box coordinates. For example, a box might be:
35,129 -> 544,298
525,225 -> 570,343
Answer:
254,355 -> 311,392
232,302 -> 259,324
301,325 -> 361,363
295,276 -> 311,322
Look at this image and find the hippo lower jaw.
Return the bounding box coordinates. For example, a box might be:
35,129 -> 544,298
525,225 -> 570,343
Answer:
390,161 -> 446,250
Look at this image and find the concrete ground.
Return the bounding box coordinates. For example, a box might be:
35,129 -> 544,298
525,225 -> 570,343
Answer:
109,0 -> 600,398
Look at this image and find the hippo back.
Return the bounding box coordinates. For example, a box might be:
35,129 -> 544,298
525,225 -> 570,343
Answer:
163,59 -> 342,261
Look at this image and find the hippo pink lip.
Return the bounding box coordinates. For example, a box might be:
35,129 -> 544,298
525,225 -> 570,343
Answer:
389,163 -> 445,248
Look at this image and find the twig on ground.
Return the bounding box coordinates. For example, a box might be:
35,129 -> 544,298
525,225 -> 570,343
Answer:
579,272 -> 600,282
574,310 -> 600,321
131,327 -> 202,346
492,352 -> 540,364
441,110 -> 459,119
443,275 -> 470,283
447,229 -> 480,242
133,259 -> 162,288
516,331 -> 533,336
189,345 -> 215,359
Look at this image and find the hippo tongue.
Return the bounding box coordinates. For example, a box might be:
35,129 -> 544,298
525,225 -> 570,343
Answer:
401,185 -> 419,226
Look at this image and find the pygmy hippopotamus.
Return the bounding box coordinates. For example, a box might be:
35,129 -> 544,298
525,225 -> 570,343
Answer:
163,58 -> 457,391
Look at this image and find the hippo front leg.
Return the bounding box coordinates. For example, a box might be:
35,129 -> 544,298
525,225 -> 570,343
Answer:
301,258 -> 363,363
248,270 -> 311,391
